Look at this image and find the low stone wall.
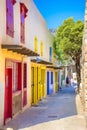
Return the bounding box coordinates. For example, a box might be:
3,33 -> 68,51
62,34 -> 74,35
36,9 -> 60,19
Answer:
12,92 -> 22,116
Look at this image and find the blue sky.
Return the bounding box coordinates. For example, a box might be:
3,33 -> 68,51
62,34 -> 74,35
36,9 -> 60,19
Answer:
34,0 -> 85,29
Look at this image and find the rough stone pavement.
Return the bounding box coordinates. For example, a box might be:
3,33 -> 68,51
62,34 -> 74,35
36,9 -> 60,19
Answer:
1,86 -> 87,130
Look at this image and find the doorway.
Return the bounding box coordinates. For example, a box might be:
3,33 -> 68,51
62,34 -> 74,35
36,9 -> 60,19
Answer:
4,68 -> 12,124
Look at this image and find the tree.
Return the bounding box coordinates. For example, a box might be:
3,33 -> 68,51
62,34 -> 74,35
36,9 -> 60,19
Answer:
54,18 -> 84,91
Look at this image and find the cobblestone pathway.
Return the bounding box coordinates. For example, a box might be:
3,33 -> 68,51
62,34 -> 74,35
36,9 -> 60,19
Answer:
1,86 -> 87,130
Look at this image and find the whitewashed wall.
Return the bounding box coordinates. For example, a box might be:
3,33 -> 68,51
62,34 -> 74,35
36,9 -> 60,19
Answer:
25,0 -> 54,61
0,46 -> 5,125
0,0 -> 54,125
0,0 -> 54,61
0,1 -> 6,125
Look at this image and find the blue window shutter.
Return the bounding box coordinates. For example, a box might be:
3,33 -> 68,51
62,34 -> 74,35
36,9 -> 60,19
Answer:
49,47 -> 52,62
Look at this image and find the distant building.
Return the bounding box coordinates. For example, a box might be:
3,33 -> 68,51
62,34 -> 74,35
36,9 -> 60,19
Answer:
49,28 -> 57,36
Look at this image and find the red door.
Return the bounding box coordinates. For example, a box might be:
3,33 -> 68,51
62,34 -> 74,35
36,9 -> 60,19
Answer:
23,63 -> 27,107
4,68 -> 12,125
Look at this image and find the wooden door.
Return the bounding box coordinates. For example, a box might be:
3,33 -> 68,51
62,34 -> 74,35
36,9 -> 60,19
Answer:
55,72 -> 58,92
37,67 -> 41,100
23,63 -> 27,107
34,66 -> 38,104
31,67 -> 34,104
31,66 -> 38,105
4,68 -> 12,124
41,69 -> 45,97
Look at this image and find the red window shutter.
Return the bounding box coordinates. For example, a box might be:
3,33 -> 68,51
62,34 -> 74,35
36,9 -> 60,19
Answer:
23,63 -> 27,107
11,0 -> 16,5
24,5 -> 28,18
20,23 -> 25,43
20,3 -> 28,43
20,3 -> 25,43
20,3 -> 28,18
18,63 -> 22,90
6,0 -> 14,37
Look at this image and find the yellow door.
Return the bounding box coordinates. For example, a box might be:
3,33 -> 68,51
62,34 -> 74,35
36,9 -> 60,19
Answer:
31,66 -> 38,105
55,71 -> 58,92
37,67 -> 41,100
41,69 -> 46,98
34,66 -> 38,104
41,69 -> 44,98
44,69 -> 46,97
31,67 -> 34,104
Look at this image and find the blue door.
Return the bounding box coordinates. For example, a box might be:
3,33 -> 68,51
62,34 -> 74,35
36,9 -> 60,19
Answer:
51,72 -> 53,93
47,72 -> 49,95
47,71 -> 54,95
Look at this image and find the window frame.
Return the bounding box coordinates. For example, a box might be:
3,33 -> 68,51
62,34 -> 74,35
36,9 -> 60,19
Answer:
6,0 -> 16,37
20,3 -> 28,44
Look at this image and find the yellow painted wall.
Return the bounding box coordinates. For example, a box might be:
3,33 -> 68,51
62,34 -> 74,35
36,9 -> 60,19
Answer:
41,65 -> 46,98
0,49 -> 29,124
27,58 -> 31,108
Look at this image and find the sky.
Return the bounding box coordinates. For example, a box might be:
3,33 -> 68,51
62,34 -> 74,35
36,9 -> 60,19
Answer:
34,0 -> 85,29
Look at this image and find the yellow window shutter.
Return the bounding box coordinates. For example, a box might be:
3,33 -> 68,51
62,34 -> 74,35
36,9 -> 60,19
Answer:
34,37 -> 38,52
40,42 -> 43,56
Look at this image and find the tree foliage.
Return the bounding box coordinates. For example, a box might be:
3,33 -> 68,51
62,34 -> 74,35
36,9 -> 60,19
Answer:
54,18 -> 83,62
54,18 -> 84,90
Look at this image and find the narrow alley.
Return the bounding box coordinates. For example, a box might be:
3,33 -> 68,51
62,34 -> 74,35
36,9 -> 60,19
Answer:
0,0 -> 86,130
2,86 -> 86,130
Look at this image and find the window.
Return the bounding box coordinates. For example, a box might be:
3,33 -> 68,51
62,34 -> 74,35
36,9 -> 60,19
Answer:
13,62 -> 18,92
34,37 -> 38,52
6,0 -> 16,37
12,62 -> 22,92
40,42 -> 43,56
49,47 -> 52,62
20,3 -> 28,43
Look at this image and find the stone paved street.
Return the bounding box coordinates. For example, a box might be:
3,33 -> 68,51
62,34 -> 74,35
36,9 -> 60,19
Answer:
2,86 -> 87,130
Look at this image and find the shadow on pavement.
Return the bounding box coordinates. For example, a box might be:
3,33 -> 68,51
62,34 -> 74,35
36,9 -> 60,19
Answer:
3,86 -> 77,130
